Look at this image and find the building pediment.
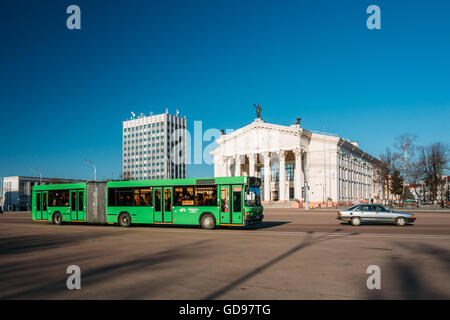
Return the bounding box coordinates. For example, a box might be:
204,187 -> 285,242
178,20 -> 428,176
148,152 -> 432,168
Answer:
213,120 -> 310,157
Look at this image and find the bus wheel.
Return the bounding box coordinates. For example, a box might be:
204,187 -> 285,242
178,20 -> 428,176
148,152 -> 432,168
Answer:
118,213 -> 131,227
53,212 -> 62,225
200,213 -> 216,230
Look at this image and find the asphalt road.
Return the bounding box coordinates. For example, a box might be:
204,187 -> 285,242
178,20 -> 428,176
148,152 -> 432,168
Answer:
1,209 -> 449,299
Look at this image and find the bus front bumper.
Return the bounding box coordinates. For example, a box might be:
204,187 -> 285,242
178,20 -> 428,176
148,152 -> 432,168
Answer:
244,214 -> 263,226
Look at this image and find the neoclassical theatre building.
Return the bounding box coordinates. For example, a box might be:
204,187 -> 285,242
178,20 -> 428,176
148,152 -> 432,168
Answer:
211,117 -> 383,207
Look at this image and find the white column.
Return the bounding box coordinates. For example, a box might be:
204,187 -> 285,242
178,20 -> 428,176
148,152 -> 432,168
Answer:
278,151 -> 286,201
234,155 -> 242,177
294,149 -> 303,201
304,151 -> 309,209
248,153 -> 256,177
225,157 -> 233,177
263,152 -> 271,201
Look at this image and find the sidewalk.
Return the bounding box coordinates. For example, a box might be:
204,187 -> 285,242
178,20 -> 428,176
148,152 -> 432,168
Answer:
262,202 -> 450,212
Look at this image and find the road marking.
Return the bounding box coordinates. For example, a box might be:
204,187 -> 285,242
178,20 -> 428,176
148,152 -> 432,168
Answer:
2,222 -> 450,240
144,228 -> 450,240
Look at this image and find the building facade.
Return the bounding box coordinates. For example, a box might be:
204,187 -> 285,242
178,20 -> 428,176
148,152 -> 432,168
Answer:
122,111 -> 187,180
2,176 -> 84,211
211,118 -> 382,207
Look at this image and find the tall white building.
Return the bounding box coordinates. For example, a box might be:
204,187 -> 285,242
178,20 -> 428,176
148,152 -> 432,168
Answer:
211,117 -> 383,207
122,111 -> 187,180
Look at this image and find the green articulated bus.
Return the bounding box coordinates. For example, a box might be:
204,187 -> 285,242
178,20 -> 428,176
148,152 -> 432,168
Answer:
32,176 -> 263,229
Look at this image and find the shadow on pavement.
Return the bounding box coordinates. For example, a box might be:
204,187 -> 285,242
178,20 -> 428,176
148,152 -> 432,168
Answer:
237,221 -> 290,230
0,232 -> 118,255
0,237 -> 210,299
366,241 -> 450,299
203,229 -> 349,299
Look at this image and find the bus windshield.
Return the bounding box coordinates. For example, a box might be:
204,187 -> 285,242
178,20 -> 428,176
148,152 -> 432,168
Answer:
245,186 -> 261,207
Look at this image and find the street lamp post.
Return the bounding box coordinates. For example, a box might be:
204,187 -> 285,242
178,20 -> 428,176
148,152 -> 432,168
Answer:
305,181 -> 309,210
29,168 -> 42,185
84,159 -> 96,182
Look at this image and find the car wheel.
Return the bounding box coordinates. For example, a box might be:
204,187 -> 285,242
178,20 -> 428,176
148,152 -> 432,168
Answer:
351,217 -> 361,226
52,212 -> 62,225
118,213 -> 131,227
395,217 -> 406,226
200,213 -> 216,230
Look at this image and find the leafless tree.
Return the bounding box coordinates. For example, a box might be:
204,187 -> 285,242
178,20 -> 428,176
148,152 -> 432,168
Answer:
394,134 -> 416,204
409,160 -> 425,206
379,147 -> 400,203
417,143 -> 449,204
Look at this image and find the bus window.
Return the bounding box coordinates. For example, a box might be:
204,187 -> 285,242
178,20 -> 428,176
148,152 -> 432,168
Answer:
71,192 -> 77,211
195,186 -> 217,206
233,187 -> 242,212
164,189 -> 171,211
116,188 -> 133,206
154,189 -> 161,211
221,187 -> 229,212
141,188 -> 153,206
174,187 -> 194,206
48,190 -> 70,207
42,193 -> 47,211
134,188 -> 145,206
48,191 -> 56,206
78,192 -> 83,211
37,193 -> 41,211
245,186 -> 261,207
108,188 -> 116,206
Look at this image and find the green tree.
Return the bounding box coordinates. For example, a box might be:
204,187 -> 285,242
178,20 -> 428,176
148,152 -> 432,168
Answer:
390,170 -> 404,201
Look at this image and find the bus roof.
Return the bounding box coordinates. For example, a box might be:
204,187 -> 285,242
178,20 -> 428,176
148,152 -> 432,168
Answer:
107,176 -> 250,188
33,182 -> 87,191
32,176 -> 260,192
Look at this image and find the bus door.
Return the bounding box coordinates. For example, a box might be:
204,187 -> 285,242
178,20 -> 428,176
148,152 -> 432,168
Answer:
35,191 -> 48,220
35,192 -> 42,220
70,190 -> 78,221
220,185 -> 231,224
231,186 -> 243,224
163,187 -> 173,223
77,190 -> 85,220
42,191 -> 48,220
153,188 -> 163,222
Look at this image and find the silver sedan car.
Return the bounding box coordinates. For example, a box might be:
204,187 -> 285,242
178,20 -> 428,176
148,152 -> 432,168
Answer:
337,204 -> 416,226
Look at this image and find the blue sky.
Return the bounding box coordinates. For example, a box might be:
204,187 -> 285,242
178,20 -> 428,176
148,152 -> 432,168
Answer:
1,0 -> 449,180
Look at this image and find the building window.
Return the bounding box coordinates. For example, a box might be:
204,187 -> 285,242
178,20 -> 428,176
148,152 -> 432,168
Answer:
286,163 -> 294,181
257,166 -> 264,182
289,187 -> 294,200
271,161 -> 279,182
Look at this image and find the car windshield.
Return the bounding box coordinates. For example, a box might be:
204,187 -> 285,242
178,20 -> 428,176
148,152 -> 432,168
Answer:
245,186 -> 261,207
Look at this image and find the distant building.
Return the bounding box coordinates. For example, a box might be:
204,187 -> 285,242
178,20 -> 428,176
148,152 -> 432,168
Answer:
408,176 -> 450,205
122,111 -> 187,180
211,117 -> 383,207
2,176 -> 84,211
